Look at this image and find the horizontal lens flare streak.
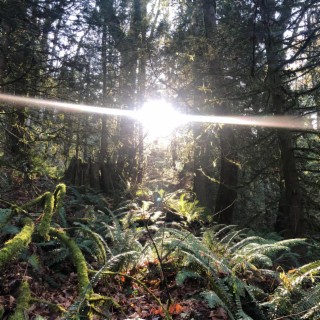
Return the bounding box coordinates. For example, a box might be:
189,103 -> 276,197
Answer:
183,114 -> 306,130
0,94 -> 133,117
0,93 -> 313,131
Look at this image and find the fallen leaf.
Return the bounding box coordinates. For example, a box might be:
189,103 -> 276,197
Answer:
169,302 -> 185,314
150,306 -> 164,316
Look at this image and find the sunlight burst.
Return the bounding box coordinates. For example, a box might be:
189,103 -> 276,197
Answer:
135,100 -> 185,139
0,94 -> 314,132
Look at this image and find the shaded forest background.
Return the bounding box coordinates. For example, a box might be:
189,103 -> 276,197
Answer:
1,0 -> 320,319
1,0 -> 320,236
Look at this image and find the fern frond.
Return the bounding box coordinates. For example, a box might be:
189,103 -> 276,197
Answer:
296,260 -> 320,275
91,251 -> 139,283
175,270 -> 202,286
248,253 -> 273,268
222,228 -> 248,246
46,248 -> 70,266
58,207 -> 68,228
229,236 -> 268,253
74,223 -> 107,265
28,254 -> 41,271
300,301 -> 320,319
0,208 -> 13,228
275,238 -> 306,247
164,228 -> 230,275
294,283 -> 320,315
200,291 -> 235,320
214,225 -> 238,239
245,244 -> 290,258
1,224 -> 20,235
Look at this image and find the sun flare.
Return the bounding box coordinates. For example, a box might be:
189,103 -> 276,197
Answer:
135,100 -> 185,139
0,94 -> 313,133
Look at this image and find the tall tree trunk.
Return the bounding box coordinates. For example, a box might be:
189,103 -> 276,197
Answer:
214,125 -> 238,224
193,125 -> 216,210
197,0 -> 238,223
101,0 -> 142,179
260,0 -> 304,236
99,20 -> 108,162
276,130 -> 303,235
136,0 -> 147,184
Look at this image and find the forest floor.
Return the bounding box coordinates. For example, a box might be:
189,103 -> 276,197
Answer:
1,165 -> 319,320
0,172 -> 218,320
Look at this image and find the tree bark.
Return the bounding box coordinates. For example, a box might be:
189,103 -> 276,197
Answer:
260,0 -> 304,236
196,0 -> 238,223
214,126 -> 238,224
99,20 -> 109,163
101,0 -> 143,179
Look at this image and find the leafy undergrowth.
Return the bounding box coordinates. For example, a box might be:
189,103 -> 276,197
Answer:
1,183 -> 320,319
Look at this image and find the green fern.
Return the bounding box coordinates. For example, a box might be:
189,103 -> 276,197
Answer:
201,290 -> 235,320
0,208 -> 12,228
1,224 -> 20,235
46,248 -> 70,266
27,254 -> 41,271
58,207 -> 68,228
175,270 -> 202,286
74,223 -> 107,265
229,236 -> 268,253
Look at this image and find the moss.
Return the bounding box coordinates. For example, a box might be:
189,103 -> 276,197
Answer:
50,228 -> 92,296
53,183 -> 66,214
30,298 -> 66,313
9,281 -> 31,320
37,192 -> 54,240
53,183 -> 67,227
0,219 -> 34,270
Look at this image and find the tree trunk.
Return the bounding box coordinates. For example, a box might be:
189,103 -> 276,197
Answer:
197,0 -> 238,223
193,125 -> 216,211
99,20 -> 108,162
136,0 -> 147,184
101,0 -> 142,179
276,130 -> 303,235
214,125 -> 238,224
260,0 -> 304,236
